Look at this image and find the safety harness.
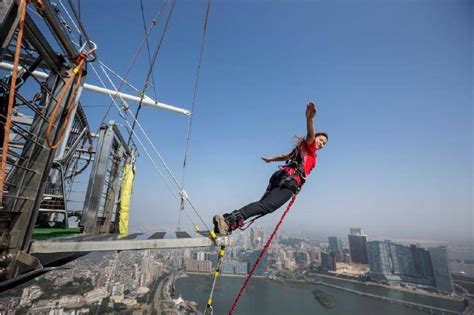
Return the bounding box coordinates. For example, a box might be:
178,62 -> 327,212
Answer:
281,145 -> 307,185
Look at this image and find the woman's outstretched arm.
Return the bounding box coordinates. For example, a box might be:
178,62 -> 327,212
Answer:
306,102 -> 316,144
261,152 -> 293,163
262,151 -> 293,163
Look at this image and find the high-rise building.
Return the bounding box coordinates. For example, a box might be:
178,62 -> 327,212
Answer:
295,251 -> 310,267
350,228 -> 364,236
248,250 -> 268,275
428,246 -> 454,293
348,229 -> 368,264
343,248 -> 351,264
250,227 -> 265,249
411,245 -> 435,280
221,261 -> 248,275
366,241 -> 392,279
205,252 -> 218,267
328,237 -> 344,262
308,246 -> 321,264
185,260 -> 212,273
321,251 -> 337,271
194,251 -> 206,261
390,243 -> 417,277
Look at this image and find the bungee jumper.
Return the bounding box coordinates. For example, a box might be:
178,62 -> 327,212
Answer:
213,102 -> 328,236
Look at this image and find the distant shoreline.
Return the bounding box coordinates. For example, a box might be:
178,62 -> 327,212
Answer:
184,271 -> 267,279
312,273 -> 464,302
181,271 -> 463,302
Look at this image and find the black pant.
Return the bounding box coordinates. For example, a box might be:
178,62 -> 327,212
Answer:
238,170 -> 299,220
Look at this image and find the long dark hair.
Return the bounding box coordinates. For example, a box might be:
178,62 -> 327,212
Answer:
288,135 -> 305,160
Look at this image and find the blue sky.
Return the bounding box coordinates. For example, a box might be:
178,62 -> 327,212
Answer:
75,0 -> 472,242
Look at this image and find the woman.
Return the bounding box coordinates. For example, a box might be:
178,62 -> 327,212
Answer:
213,102 -> 328,235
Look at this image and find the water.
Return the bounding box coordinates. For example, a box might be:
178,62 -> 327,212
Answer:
311,275 -> 465,312
175,274 -> 465,315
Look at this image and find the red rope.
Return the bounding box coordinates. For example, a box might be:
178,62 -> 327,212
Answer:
227,194 -> 298,315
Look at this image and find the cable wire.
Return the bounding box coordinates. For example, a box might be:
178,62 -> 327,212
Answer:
139,0 -> 158,100
58,0 -> 211,232
178,0 -> 212,230
128,0 -> 177,144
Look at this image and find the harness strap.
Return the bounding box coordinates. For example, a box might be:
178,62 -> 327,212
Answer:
238,214 -> 264,231
281,146 -> 307,185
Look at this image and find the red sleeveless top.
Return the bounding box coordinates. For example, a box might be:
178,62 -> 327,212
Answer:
281,139 -> 317,186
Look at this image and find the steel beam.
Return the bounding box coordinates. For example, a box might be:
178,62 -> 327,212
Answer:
37,0 -> 78,59
0,62 -> 191,116
0,0 -> 17,60
29,236 -> 231,253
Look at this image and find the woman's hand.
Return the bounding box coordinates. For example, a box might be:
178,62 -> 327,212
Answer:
306,102 -> 316,119
261,157 -> 272,163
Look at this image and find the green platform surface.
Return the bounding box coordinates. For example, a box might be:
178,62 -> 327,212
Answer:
32,227 -> 81,240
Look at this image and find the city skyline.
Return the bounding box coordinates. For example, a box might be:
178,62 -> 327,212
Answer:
2,226 -> 471,314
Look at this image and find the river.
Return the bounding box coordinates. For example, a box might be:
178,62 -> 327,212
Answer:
174,274 -> 466,314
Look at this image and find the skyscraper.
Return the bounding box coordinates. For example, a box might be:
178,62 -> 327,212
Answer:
321,250 -> 337,271
250,227 -> 265,249
328,237 -> 344,262
411,245 -> 435,281
428,246 -> 454,293
366,241 -> 392,279
348,228 -> 368,264
390,243 -> 417,277
248,250 -> 268,275
350,228 -> 364,235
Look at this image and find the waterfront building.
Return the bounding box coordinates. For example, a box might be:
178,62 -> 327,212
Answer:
328,236 -> 344,262
295,251 -> 310,267
429,246 -> 454,293
248,250 -> 268,275
343,248 -> 351,264
231,246 -> 246,259
411,245 -> 435,280
221,261 -> 248,275
390,242 -> 417,277
194,251 -> 206,261
205,252 -> 218,266
185,260 -> 212,273
308,246 -> 321,263
348,230 -> 368,264
321,251 -> 336,271
366,241 -> 392,279
286,249 -> 295,260
365,240 -> 443,289
283,257 -> 297,270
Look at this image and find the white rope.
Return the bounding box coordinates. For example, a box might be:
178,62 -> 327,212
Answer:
98,61 -> 142,95
89,63 -> 181,204
98,64 -> 182,190
97,63 -> 211,231
57,0 -> 83,41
